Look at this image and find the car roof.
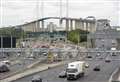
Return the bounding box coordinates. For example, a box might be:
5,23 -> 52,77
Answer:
69,61 -> 85,65
32,75 -> 41,80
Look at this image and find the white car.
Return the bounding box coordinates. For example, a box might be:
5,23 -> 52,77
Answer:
31,75 -> 42,82
17,53 -> 21,56
2,60 -> 11,65
85,63 -> 89,68
96,53 -> 100,56
58,70 -> 67,78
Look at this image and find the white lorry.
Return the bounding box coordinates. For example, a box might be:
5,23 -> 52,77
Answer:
66,61 -> 85,80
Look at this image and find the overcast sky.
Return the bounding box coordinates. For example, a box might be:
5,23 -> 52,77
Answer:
0,0 -> 120,27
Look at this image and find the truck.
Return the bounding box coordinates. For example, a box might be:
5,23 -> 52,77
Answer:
66,61 -> 85,80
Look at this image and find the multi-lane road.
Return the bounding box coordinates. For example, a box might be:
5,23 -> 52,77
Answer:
0,52 -> 47,80
12,52 -> 120,82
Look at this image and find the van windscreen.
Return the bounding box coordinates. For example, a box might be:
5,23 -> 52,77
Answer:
67,69 -> 77,73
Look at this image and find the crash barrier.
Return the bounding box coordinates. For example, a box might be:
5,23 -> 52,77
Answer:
0,58 -> 46,80
0,48 -> 120,52
1,61 -> 68,82
109,67 -> 120,82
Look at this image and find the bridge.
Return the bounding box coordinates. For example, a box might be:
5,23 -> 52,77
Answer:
14,16 -> 96,32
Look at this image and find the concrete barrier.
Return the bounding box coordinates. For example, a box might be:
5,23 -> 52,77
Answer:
10,60 -> 21,65
26,58 -> 46,69
109,67 -> 120,82
0,58 -> 46,80
1,61 -> 67,82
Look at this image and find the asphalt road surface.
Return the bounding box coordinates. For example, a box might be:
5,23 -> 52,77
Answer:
0,54 -> 46,79
12,53 -> 120,82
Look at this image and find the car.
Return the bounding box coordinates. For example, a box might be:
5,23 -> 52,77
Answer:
58,70 -> 67,78
17,53 -> 21,56
93,65 -> 100,71
41,45 -> 49,48
87,55 -> 92,58
2,60 -> 11,65
98,57 -> 104,60
27,54 -> 36,59
42,52 -> 48,56
85,63 -> 89,68
105,58 -> 111,62
96,53 -> 100,56
0,55 -> 7,59
0,64 -> 10,73
31,75 -> 42,82
112,53 -> 117,56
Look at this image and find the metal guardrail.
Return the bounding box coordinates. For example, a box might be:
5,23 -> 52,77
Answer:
0,48 -> 120,53
0,48 -> 48,52
109,67 -> 120,82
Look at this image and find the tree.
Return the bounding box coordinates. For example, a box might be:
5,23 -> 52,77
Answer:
0,27 -> 27,39
67,29 -> 89,44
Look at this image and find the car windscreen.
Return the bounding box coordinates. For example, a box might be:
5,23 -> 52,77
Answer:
66,69 -> 77,73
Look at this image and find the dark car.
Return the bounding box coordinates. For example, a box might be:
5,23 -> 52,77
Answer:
87,55 -> 92,58
105,58 -> 111,63
58,70 -> 67,78
31,75 -> 42,82
93,65 -> 100,71
0,64 -> 10,73
112,53 -> 117,56
98,57 -> 104,60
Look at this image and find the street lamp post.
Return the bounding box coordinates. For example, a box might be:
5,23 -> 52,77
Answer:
0,36 -> 2,49
1,36 -> 3,56
78,30 -> 80,46
11,35 -> 12,48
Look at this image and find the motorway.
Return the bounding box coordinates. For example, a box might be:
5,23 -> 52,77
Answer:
12,52 -> 120,82
0,52 -> 47,80
0,47 -> 73,80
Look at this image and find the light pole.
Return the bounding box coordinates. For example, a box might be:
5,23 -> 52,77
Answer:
65,0 -> 69,44
0,35 -> 2,48
11,35 -> 12,48
77,30 -> 80,46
